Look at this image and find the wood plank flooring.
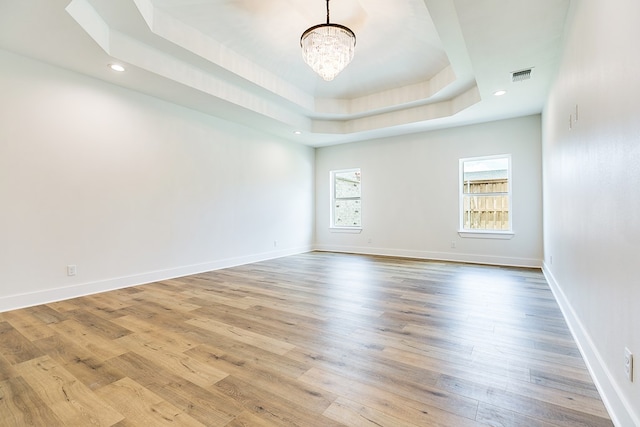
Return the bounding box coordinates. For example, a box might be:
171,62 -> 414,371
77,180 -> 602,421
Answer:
0,252 -> 613,426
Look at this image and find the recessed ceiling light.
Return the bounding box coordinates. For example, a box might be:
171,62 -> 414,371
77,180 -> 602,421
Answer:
109,64 -> 125,72
494,90 -> 507,96
293,131 -> 302,135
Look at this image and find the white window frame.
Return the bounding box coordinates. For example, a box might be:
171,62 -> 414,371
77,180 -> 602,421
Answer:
458,154 -> 514,239
330,168 -> 362,232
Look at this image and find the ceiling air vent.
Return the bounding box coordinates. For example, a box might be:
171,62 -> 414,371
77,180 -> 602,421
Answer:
512,68 -> 533,82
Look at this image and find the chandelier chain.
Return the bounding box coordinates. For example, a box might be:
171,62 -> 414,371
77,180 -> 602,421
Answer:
326,0 -> 330,24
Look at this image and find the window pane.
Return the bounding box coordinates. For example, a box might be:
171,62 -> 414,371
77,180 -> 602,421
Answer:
335,170 -> 361,198
334,199 -> 361,227
462,158 -> 509,194
463,195 -> 510,230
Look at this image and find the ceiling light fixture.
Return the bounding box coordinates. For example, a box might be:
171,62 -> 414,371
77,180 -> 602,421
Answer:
109,63 -> 125,72
300,0 -> 356,81
494,90 -> 507,96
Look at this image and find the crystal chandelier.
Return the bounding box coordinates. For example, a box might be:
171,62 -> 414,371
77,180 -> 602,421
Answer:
300,0 -> 356,81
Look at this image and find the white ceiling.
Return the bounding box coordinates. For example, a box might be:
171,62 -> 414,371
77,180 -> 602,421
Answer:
0,0 -> 570,147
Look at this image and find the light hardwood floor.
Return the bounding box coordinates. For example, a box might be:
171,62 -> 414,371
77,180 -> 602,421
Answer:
0,252 -> 613,426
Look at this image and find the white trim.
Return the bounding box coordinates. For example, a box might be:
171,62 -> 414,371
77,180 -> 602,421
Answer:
330,168 -> 362,228
314,244 -> 541,268
0,246 -> 313,313
329,227 -> 362,233
459,154 -> 513,233
458,230 -> 514,239
543,262 -> 639,427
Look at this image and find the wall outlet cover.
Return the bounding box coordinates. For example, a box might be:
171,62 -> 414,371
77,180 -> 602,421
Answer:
624,347 -> 633,382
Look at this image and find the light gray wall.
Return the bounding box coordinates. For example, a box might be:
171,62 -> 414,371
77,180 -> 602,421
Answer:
315,115 -> 543,267
542,0 -> 640,425
0,50 -> 315,311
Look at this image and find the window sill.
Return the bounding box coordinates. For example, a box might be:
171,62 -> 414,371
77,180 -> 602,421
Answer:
330,227 -> 362,234
458,230 -> 514,240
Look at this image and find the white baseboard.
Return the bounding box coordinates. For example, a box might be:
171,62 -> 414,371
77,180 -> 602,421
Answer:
313,244 -> 541,268
0,246 -> 312,313
542,262 -> 639,427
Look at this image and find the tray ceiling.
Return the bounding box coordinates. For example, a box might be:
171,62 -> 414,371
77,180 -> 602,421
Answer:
0,0 -> 570,146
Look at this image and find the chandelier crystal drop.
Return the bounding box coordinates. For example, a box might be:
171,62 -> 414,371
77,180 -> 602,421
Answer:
300,0 -> 356,81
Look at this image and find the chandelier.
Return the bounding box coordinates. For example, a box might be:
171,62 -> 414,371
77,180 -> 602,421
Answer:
300,0 -> 356,81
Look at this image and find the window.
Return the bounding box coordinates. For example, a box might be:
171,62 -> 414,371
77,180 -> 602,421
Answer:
331,168 -> 361,228
460,155 -> 511,232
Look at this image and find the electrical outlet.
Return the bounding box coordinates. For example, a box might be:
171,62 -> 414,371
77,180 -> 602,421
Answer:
450,241 -> 456,249
273,240 -> 277,247
67,265 -> 77,276
625,348 -> 634,382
